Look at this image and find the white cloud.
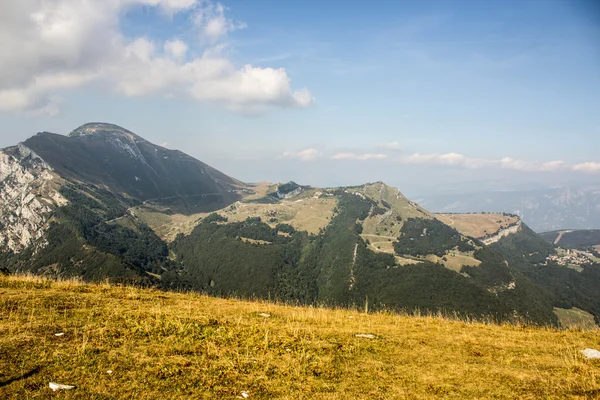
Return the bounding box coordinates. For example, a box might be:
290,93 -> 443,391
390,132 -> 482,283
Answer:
331,153 -> 387,161
499,157 -> 566,172
192,1 -> 246,43
572,162 -> 600,172
400,152 -> 489,168
188,64 -> 313,111
164,39 -> 188,58
0,0 -> 311,115
398,152 -> 569,171
157,0 -> 198,14
280,149 -> 319,162
277,145 -> 600,175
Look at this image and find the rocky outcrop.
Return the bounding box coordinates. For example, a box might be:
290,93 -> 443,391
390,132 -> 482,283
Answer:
482,220 -> 522,245
0,144 -> 66,253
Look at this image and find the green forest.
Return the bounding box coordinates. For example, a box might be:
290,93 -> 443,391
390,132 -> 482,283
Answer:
3,182 -> 600,327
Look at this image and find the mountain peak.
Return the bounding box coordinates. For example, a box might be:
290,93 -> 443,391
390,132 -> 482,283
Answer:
69,123 -> 139,139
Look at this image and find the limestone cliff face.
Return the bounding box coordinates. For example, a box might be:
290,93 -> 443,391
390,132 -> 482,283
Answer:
481,220 -> 522,245
0,144 -> 67,253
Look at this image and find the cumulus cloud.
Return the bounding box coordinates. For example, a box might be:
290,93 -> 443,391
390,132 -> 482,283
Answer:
280,148 -> 319,162
572,162 -> 600,172
0,0 -> 312,115
499,157 -> 565,172
278,144 -> 600,174
192,0 -> 246,43
331,153 -> 387,161
399,152 -> 490,168
157,0 -> 198,14
398,152 -> 573,172
164,39 -> 188,58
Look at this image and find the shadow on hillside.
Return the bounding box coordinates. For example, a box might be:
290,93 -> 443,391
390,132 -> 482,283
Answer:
568,389 -> 600,397
0,367 -> 41,388
148,192 -> 243,215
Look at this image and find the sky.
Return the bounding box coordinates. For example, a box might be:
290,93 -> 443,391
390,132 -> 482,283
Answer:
1,0 -> 599,197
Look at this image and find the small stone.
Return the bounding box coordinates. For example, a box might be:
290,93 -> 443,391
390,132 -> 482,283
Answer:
241,391 -> 249,398
258,313 -> 271,318
54,333 -> 64,337
355,333 -> 377,339
582,348 -> 600,359
49,382 -> 75,391
107,370 -> 113,374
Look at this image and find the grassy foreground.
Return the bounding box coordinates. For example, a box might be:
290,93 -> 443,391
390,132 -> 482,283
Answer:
1,275 -> 599,399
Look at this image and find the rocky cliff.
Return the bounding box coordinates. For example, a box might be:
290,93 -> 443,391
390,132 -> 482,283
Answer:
0,144 -> 66,253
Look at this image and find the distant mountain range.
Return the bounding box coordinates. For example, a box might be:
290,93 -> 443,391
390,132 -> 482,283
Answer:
416,187 -> 600,232
1,123 -> 599,328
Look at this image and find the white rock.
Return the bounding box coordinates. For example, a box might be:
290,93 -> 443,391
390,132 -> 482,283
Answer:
355,333 -> 376,339
241,391 -> 249,398
49,382 -> 75,391
54,332 -> 64,337
107,370 -> 113,374
258,313 -> 271,318
0,145 -> 67,253
582,348 -> 600,359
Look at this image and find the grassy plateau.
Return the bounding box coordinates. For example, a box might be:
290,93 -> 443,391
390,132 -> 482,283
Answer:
1,275 -> 600,399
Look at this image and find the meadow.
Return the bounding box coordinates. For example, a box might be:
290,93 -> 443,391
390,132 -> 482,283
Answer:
1,274 -> 599,399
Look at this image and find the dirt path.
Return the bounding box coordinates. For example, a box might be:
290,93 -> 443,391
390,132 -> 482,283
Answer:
370,241 -> 393,247
554,230 -> 573,245
361,234 -> 397,240
349,243 -> 358,290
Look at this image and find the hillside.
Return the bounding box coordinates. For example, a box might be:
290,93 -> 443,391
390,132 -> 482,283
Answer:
0,122 -> 246,284
1,275 -> 599,399
540,229 -> 600,250
3,123 -> 600,328
23,123 -> 246,208
435,213 -> 521,245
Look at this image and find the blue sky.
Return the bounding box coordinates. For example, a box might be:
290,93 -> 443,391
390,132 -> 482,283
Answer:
1,0 -> 599,196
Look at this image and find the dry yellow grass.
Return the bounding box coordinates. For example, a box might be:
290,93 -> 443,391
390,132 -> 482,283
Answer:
1,274 -> 600,399
359,183 -> 433,239
241,182 -> 276,202
217,196 -> 337,235
435,213 -> 520,239
130,186 -> 336,240
132,207 -> 203,241
437,250 -> 481,272
361,234 -> 396,254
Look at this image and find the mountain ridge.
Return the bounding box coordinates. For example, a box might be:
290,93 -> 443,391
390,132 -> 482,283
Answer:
1,123 -> 599,328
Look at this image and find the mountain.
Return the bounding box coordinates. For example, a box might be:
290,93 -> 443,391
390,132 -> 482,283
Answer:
0,122 -> 246,281
540,229 -> 600,249
1,123 -> 600,328
24,123 -> 245,209
416,187 -> 600,232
